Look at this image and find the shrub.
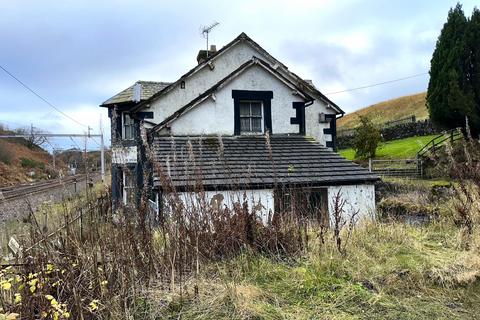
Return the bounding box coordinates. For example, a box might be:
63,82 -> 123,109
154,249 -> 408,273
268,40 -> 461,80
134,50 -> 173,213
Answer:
20,157 -> 45,169
0,141 -> 14,164
353,115 -> 381,159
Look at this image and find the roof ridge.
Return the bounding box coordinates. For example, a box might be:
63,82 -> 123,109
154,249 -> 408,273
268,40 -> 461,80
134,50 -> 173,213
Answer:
148,56 -> 314,134
136,80 -> 172,84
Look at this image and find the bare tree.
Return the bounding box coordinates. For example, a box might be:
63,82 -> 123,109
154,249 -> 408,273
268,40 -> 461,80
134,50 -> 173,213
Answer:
15,125 -> 48,149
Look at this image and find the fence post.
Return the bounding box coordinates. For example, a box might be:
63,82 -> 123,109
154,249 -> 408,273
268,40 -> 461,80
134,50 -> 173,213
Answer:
368,158 -> 372,172
420,159 -> 423,178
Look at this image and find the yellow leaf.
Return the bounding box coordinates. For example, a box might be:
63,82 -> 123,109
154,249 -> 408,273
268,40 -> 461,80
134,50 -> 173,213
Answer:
29,285 -> 36,293
45,294 -> 54,300
1,282 -> 11,290
50,298 -> 59,307
28,278 -> 38,287
14,293 -> 21,304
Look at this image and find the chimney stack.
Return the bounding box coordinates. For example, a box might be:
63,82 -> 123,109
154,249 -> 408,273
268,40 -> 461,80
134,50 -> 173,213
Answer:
196,44 -> 217,64
133,82 -> 142,102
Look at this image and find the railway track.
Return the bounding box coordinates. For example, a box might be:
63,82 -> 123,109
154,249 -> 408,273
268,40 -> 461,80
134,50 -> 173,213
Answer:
0,174 -> 98,202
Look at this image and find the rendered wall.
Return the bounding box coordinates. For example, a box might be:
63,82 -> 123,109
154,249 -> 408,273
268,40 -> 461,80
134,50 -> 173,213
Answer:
150,42 -> 271,125
167,65 -> 305,136
144,40 -> 337,146
163,189 -> 275,224
327,184 -> 376,223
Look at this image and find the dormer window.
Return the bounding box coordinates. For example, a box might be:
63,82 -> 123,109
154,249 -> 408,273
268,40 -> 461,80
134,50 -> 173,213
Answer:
240,101 -> 263,133
232,90 -> 272,136
123,113 -> 135,140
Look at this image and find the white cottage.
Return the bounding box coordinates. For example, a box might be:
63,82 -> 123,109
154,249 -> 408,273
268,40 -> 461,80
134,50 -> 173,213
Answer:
100,32 -> 378,223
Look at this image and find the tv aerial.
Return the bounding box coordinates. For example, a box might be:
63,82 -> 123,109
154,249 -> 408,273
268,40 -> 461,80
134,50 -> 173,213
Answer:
200,21 -> 219,58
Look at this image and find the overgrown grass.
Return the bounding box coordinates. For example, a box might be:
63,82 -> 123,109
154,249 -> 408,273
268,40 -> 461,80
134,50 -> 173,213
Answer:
150,221 -> 480,319
338,92 -> 428,130
339,135 -> 437,160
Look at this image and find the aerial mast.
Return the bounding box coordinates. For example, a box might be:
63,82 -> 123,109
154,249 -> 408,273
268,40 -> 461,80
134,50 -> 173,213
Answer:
200,22 -> 219,58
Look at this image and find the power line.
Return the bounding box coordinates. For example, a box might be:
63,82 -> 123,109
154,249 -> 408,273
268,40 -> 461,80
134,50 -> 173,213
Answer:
325,72 -> 429,95
0,65 -> 87,128
90,136 -> 101,147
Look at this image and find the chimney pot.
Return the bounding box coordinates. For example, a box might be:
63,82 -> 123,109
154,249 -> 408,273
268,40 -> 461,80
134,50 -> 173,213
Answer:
210,44 -> 217,52
133,82 -> 142,102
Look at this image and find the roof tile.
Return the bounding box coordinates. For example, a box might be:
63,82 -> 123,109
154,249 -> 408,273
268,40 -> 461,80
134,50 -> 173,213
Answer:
151,135 -> 378,190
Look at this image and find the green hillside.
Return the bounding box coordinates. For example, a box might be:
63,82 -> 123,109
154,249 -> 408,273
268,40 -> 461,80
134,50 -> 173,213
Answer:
339,135 -> 437,160
338,92 -> 428,130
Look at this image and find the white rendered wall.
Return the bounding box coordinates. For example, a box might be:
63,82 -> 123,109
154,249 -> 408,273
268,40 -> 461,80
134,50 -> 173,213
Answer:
327,184 -> 376,223
163,189 -> 275,224
150,42 -> 274,125
305,100 -> 335,146
144,39 -> 338,145
167,65 -> 304,136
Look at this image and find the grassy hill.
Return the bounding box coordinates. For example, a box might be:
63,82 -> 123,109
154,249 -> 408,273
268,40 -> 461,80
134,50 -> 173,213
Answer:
0,124 -> 58,186
339,135 -> 437,160
338,92 -> 428,130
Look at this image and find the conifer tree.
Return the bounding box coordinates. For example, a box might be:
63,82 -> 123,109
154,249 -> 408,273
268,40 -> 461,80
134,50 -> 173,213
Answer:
469,8 -> 480,118
427,3 -> 479,132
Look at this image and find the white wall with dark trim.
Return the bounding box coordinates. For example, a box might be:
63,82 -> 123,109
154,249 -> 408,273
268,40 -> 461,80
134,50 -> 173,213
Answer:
166,65 -> 307,136
149,41 -> 271,125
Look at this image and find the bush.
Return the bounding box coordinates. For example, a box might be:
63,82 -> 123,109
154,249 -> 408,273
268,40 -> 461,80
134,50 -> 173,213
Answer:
20,157 -> 45,169
353,115 -> 381,159
0,141 -> 14,164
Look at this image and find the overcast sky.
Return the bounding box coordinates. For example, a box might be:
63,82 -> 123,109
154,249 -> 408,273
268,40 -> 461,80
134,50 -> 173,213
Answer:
0,0 -> 478,150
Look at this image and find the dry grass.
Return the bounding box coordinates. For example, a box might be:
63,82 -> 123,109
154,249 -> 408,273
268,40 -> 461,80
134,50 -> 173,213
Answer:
0,139 -> 57,187
145,221 -> 480,319
338,92 -> 428,130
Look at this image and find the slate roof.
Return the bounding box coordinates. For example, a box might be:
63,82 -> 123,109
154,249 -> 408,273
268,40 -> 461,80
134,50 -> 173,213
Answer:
151,135 -> 378,190
101,81 -> 171,106
131,32 -> 344,115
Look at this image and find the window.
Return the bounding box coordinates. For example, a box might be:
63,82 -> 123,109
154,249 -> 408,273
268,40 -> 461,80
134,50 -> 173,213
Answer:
123,113 -> 135,140
274,187 -> 329,225
239,101 -> 263,133
122,169 -> 135,205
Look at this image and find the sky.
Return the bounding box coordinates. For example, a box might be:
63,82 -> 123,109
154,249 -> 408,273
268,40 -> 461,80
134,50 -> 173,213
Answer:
0,0 -> 478,150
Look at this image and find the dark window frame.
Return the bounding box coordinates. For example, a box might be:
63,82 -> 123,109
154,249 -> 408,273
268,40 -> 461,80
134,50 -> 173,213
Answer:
123,113 -> 135,140
232,90 -> 273,135
239,100 -> 263,133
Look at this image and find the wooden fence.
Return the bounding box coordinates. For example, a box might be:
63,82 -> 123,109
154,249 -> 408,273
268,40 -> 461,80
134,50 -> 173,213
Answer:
369,158 -> 423,178
416,128 -> 463,159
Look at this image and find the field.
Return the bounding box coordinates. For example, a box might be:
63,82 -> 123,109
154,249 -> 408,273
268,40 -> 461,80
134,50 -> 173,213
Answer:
339,135 -> 437,160
1,138 -> 479,320
338,92 -> 428,130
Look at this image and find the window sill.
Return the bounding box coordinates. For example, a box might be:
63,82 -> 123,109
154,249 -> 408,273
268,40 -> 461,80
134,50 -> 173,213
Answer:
240,132 -> 264,136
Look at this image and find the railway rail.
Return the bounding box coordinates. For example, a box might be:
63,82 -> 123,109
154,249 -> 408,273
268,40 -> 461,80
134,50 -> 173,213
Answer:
0,174 -> 98,202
